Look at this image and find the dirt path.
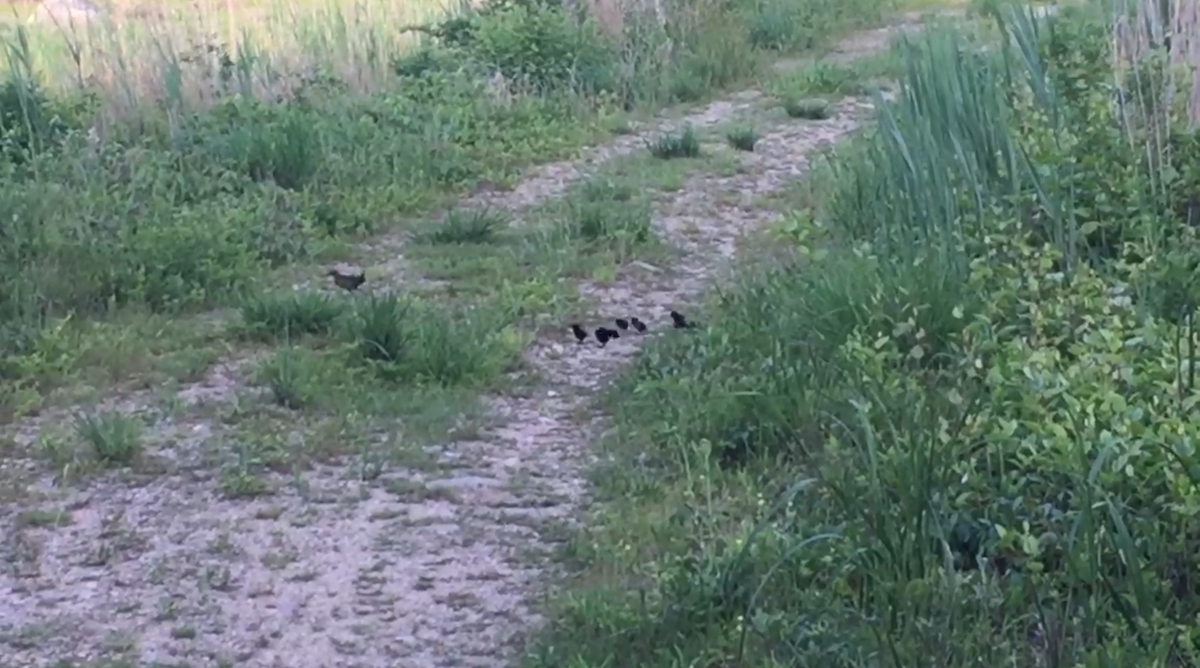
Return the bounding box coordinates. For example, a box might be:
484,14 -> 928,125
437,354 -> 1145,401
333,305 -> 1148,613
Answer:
0,20 -> 922,668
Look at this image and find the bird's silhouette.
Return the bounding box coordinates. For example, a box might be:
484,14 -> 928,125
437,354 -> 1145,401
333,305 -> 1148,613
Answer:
614,318 -> 630,331
570,324 -> 588,344
327,264 -> 366,292
630,317 -> 647,333
595,326 -> 621,347
670,310 -> 696,329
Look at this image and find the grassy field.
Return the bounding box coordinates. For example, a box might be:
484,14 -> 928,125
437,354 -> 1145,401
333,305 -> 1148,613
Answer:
524,1 -> 1200,667
0,0 -> 921,426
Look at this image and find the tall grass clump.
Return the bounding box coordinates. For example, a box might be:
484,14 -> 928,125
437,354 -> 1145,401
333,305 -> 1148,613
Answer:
822,23 -> 1031,256
350,294 -> 520,386
236,292 -> 348,342
526,3 -> 1200,667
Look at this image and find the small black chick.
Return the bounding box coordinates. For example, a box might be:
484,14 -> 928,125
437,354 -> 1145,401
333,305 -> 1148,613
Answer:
327,264 -> 366,292
630,316 -> 647,333
570,324 -> 589,344
614,318 -> 630,331
670,309 -> 697,329
595,326 -> 621,347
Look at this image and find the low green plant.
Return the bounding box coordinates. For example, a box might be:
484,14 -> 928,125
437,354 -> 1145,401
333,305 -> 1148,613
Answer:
768,57 -> 898,100
563,178 -> 654,253
648,127 -> 702,159
198,101 -> 322,191
417,208 -> 508,245
354,294 -> 411,365
257,347 -> 317,409
73,410 -> 143,467
237,292 -> 348,342
725,126 -> 760,151
436,0 -> 620,94
349,294 -> 520,386
746,0 -> 813,51
782,96 -> 831,119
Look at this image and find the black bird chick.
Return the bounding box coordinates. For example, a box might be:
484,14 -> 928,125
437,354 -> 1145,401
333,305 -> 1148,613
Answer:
614,318 -> 630,331
629,316 -> 647,333
327,264 -> 366,293
670,309 -> 697,329
570,324 -> 589,344
595,326 -> 621,347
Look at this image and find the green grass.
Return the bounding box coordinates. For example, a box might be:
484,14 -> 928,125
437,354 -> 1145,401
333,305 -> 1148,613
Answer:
236,291 -> 349,342
527,3 -> 1200,668
771,52 -> 903,98
647,126 -> 703,159
781,96 -> 832,119
415,208 -> 508,246
725,126 -> 761,151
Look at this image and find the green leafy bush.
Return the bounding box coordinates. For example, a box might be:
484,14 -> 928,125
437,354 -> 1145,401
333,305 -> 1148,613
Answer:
433,0 -> 619,94
0,66 -> 88,168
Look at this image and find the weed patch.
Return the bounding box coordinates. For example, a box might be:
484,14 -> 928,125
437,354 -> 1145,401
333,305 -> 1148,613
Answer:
769,53 -> 901,100
237,292 -> 349,343
73,410 -> 144,468
33,409 -> 148,478
417,208 -> 509,246
348,294 -> 522,386
782,97 -> 832,119
725,126 -> 760,151
647,126 -> 702,159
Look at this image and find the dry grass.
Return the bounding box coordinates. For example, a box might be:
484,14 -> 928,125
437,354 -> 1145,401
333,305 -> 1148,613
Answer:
1,0 -> 454,117
1109,0 -> 1200,124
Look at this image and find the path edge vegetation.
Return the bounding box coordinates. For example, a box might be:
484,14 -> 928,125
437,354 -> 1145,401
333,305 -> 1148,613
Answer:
522,0 -> 1200,667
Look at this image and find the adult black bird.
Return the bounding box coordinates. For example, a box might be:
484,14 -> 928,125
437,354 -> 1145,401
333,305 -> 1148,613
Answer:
670,310 -> 697,329
595,326 -> 621,347
629,316 -> 647,333
614,318 -> 630,331
327,264 -> 366,293
570,324 -> 589,344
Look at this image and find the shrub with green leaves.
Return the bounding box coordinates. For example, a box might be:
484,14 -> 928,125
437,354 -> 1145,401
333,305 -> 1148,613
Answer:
0,55 -> 89,169
442,0 -> 619,94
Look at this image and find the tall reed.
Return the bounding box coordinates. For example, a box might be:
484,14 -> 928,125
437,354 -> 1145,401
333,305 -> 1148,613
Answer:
3,0 -> 446,113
